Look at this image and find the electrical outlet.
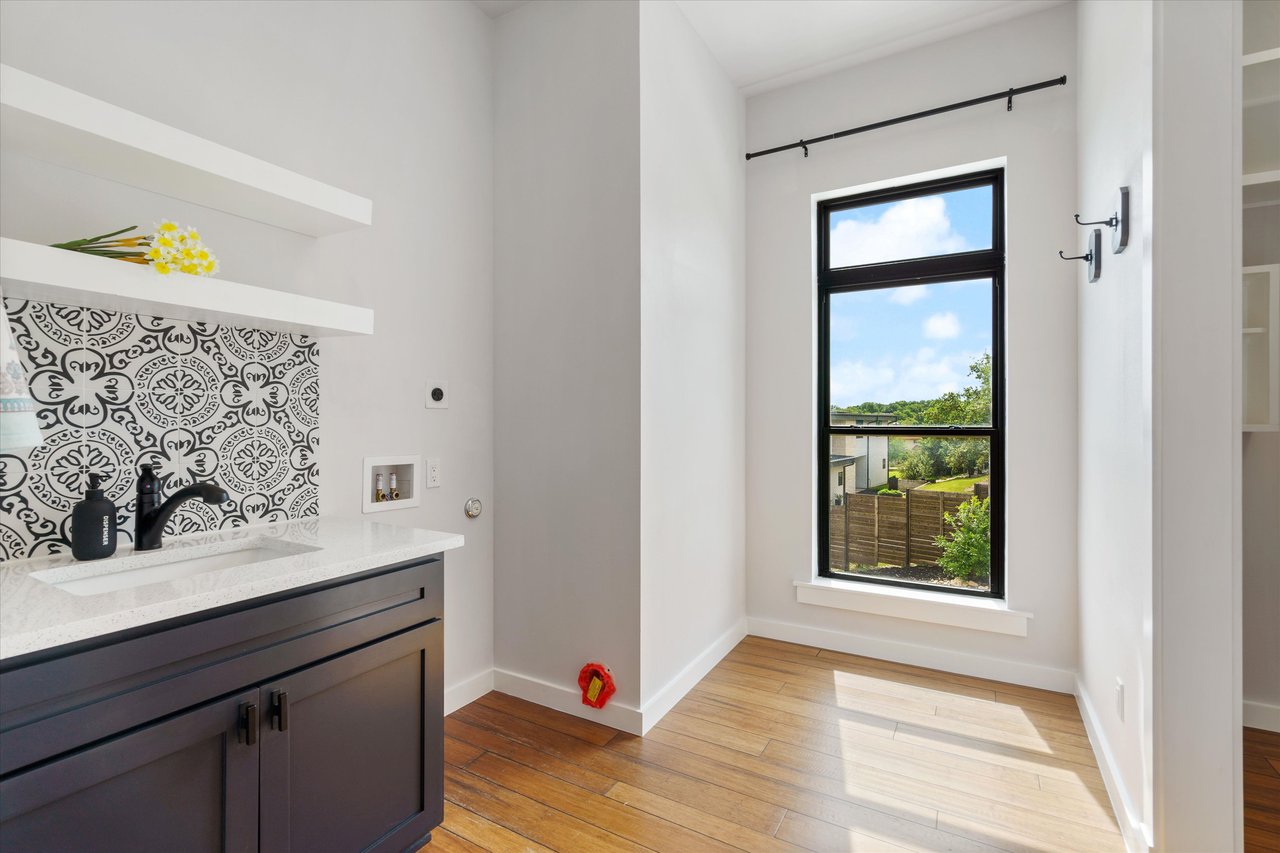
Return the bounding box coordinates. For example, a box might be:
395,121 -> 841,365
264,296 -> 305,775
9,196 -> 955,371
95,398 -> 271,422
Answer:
1114,677 -> 1125,722
426,458 -> 441,489
424,381 -> 449,409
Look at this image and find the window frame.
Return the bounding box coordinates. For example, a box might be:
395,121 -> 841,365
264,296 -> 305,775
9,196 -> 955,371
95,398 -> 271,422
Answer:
816,168 -> 1006,599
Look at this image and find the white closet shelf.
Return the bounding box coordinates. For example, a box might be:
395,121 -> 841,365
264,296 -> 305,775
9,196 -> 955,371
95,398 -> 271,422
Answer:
0,237 -> 373,338
0,64 -> 372,237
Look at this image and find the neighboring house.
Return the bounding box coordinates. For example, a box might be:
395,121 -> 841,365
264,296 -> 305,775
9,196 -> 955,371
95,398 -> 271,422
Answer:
829,433 -> 889,503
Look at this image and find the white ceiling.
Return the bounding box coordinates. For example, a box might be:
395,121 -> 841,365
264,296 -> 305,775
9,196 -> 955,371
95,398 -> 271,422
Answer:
674,0 -> 1064,96
471,0 -> 1065,97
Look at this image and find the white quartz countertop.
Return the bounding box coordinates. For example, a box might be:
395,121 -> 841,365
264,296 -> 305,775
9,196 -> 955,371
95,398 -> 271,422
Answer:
0,517 -> 463,661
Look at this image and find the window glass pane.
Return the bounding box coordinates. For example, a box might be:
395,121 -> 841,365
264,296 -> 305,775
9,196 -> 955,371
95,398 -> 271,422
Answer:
829,279 -> 992,426
828,185 -> 992,268
828,434 -> 992,593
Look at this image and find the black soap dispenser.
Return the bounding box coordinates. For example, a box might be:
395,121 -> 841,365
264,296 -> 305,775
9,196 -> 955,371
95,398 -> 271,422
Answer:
72,474 -> 117,561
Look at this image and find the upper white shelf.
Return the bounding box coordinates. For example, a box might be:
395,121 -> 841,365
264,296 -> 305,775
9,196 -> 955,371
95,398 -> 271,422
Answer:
0,237 -> 373,338
0,64 -> 372,237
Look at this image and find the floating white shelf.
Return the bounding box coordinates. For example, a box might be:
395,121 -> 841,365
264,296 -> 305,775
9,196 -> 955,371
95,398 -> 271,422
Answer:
0,237 -> 373,338
1243,48 -> 1280,67
0,64 -> 372,237
1243,169 -> 1280,186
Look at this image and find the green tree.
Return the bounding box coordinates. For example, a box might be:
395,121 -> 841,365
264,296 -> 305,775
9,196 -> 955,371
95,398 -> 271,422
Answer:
934,497 -> 991,582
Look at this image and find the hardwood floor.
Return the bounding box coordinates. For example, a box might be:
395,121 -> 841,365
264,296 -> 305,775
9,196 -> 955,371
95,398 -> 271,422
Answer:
1247,727 -> 1280,852
433,635 -> 1125,852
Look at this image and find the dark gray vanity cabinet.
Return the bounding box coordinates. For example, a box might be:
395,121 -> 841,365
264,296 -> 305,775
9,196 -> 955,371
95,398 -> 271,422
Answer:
0,689 -> 260,852
0,555 -> 444,853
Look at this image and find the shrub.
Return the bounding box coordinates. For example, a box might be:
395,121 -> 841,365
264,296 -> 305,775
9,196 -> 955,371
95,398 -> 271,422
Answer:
934,497 -> 990,582
876,488 -> 904,496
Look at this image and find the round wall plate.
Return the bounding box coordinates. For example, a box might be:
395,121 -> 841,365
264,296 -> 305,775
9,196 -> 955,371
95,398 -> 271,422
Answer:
464,498 -> 482,519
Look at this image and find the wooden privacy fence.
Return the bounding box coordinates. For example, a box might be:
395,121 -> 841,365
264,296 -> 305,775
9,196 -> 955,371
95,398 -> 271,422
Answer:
829,490 -> 976,571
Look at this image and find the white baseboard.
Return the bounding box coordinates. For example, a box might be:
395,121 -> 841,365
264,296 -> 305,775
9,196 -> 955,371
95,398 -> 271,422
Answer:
444,668 -> 494,715
745,616 -> 1075,693
490,618 -> 748,737
637,617 -> 748,733
1244,699 -> 1280,732
1075,676 -> 1152,853
493,667 -> 645,735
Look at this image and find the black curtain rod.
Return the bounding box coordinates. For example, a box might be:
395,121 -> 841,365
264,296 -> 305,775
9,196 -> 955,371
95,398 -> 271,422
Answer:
744,75 -> 1067,161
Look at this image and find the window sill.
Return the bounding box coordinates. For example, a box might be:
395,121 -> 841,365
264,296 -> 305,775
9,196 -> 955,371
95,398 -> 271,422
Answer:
794,578 -> 1031,636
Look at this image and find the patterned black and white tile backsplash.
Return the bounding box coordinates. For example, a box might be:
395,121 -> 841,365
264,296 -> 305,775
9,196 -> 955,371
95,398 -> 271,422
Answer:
0,298 -> 319,561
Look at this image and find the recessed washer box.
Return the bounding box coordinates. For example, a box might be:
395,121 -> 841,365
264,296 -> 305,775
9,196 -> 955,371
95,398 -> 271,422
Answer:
362,455 -> 422,514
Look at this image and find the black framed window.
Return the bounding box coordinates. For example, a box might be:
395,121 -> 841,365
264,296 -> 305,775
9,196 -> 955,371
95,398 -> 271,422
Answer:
818,169 -> 1004,598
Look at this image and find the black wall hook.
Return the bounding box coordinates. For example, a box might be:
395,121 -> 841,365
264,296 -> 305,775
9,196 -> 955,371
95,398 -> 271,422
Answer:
1059,228 -> 1103,282
800,140 -> 809,158
1073,187 -> 1129,253
1007,89 -> 1014,111
1074,213 -> 1117,228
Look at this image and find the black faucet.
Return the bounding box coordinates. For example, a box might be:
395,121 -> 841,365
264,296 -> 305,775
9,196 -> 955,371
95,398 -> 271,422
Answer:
134,464 -> 230,551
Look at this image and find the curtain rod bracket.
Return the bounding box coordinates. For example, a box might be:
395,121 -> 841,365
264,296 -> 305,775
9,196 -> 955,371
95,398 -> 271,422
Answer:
801,140 -> 809,158
1006,89 -> 1014,111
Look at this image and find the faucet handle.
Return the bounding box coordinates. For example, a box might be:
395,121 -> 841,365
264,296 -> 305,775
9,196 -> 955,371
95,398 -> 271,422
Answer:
137,463 -> 163,497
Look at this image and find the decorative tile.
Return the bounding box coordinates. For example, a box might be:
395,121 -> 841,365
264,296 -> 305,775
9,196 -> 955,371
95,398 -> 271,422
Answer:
2,299 -> 320,560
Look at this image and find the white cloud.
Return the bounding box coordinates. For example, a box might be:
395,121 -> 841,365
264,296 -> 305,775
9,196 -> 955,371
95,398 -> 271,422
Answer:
830,347 -> 986,405
923,312 -> 961,339
829,196 -> 970,268
888,287 -> 927,305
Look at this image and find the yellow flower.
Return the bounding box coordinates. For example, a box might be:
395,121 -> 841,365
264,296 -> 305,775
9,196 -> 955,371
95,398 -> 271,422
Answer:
156,220 -> 180,233
201,259 -> 219,276
154,261 -> 173,275
146,247 -> 163,260
156,235 -> 175,249
186,228 -> 201,242
181,247 -> 196,260
195,247 -> 210,262
180,262 -> 199,275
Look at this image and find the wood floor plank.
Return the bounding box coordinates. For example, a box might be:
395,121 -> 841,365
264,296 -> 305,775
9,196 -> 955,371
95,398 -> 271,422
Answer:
675,693 -> 1047,792
419,826 -> 488,853
761,738 -> 1121,835
779,681 -> 1097,756
438,636 -> 1123,853
477,691 -> 620,746
445,764 -> 647,852
453,702 -> 788,834
724,649 -> 1090,741
438,799 -> 556,853
607,731 -> 1010,853
654,710 -> 771,755
444,735 -> 484,768
446,717 -> 617,794
811,646 -> 1077,708
605,782 -> 807,853
773,810 -> 915,852
463,751 -> 740,853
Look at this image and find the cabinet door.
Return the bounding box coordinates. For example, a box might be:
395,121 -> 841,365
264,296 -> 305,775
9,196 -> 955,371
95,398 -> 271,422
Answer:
0,690 -> 259,853
259,622 -> 442,853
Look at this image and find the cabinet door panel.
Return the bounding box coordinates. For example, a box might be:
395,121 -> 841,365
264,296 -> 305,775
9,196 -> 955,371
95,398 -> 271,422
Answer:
260,622 -> 441,853
0,690 -> 258,853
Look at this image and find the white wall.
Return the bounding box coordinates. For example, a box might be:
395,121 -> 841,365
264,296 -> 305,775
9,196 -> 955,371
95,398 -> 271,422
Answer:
1149,2 -> 1239,847
638,0 -> 746,716
0,0 -> 496,708
744,4 -> 1079,686
1074,3 -> 1155,848
493,0 -> 645,718
1244,431 -> 1280,729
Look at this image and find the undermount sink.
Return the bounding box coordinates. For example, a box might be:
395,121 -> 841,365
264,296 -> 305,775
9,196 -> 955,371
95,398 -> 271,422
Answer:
30,538 -> 322,596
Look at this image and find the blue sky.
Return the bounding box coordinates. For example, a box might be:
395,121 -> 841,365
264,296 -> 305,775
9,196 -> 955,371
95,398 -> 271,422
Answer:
828,186 -> 992,406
